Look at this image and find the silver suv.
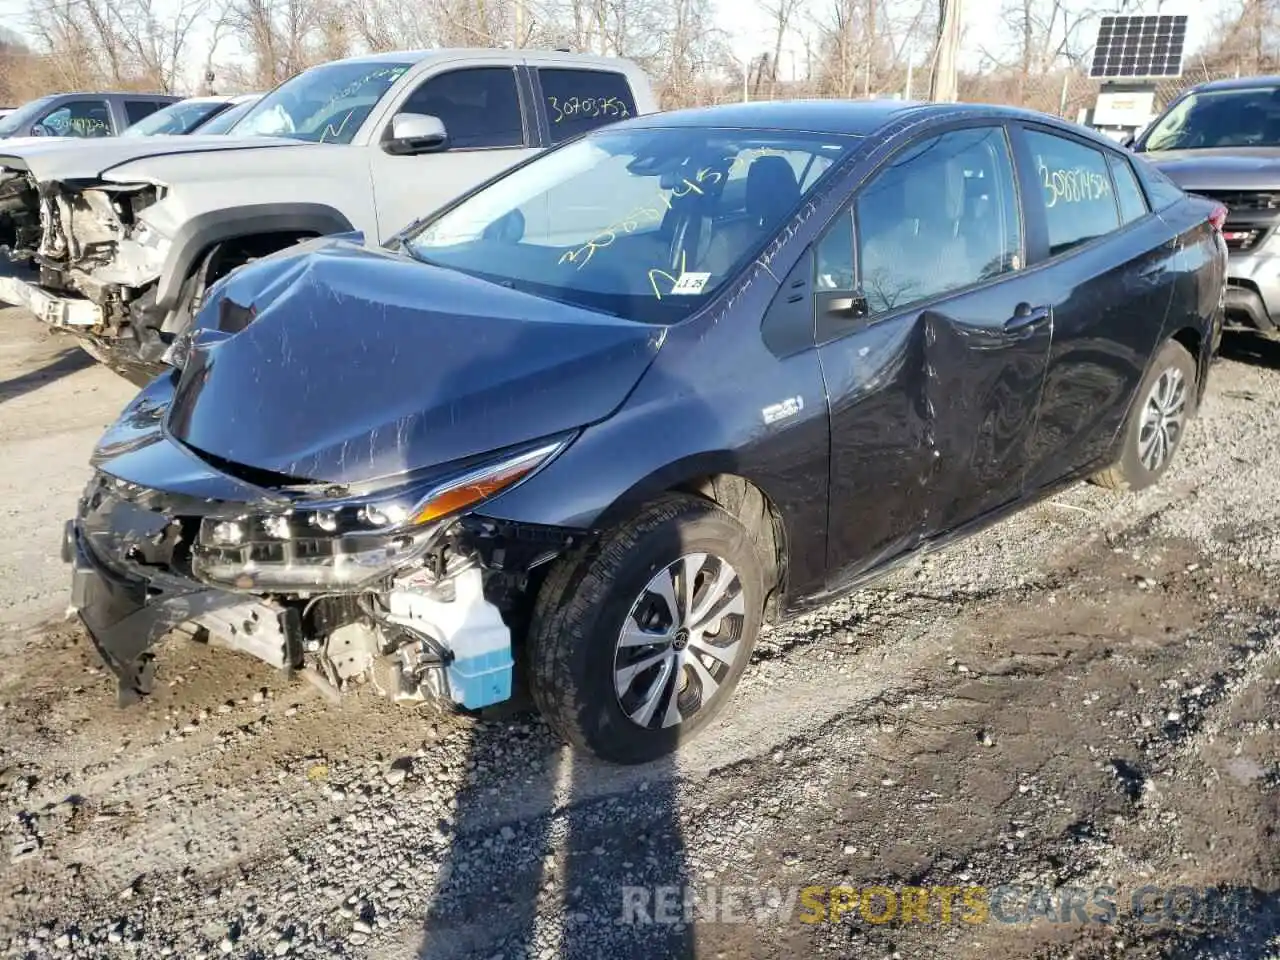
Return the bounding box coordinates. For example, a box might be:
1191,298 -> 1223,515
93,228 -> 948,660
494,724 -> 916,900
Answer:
1133,76 -> 1280,341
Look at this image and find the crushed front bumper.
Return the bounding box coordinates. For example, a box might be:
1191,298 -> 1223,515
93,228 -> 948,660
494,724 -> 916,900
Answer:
64,511 -> 300,703
0,272 -> 101,327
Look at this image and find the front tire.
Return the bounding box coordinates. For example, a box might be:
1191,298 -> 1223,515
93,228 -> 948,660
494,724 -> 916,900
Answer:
527,494 -> 764,764
1091,338 -> 1197,492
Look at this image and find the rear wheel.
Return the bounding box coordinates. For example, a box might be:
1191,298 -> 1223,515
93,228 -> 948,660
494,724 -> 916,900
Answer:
527,494 -> 764,764
1091,338 -> 1197,492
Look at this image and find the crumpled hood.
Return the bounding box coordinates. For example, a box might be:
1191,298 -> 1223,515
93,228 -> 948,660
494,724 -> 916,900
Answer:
1143,147 -> 1280,191
165,238 -> 665,485
0,134 -> 308,182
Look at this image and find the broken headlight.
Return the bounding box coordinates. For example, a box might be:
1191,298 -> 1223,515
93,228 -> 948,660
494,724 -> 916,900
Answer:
191,437 -> 570,592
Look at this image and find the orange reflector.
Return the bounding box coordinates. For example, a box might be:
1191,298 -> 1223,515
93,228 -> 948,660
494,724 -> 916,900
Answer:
410,460 -> 540,525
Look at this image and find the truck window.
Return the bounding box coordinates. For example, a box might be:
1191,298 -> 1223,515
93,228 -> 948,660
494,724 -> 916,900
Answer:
125,100 -> 164,126
537,69 -> 636,143
400,67 -> 524,150
41,100 -> 112,137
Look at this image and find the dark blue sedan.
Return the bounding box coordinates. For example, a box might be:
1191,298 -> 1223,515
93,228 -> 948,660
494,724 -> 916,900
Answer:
66,99 -> 1226,763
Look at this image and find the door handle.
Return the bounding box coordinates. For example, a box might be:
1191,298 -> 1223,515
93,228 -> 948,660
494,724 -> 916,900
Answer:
1004,303 -> 1050,332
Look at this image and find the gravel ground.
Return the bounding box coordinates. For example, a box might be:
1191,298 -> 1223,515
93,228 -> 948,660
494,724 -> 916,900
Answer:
0,304 -> 1278,960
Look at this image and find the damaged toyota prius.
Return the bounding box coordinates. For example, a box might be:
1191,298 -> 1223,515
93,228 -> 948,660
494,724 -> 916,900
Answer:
67,101 -> 1225,764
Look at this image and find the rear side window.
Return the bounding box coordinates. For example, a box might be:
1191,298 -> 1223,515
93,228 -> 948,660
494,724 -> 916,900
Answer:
124,100 -> 163,125
538,69 -> 635,143
401,67 -> 524,149
1025,129 -> 1120,255
1107,153 -> 1149,224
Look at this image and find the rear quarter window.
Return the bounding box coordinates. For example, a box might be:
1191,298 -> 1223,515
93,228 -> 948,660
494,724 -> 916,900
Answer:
1130,154 -> 1186,211
538,69 -> 636,143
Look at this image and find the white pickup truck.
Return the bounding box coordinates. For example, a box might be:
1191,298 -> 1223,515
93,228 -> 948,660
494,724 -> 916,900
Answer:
0,49 -> 656,379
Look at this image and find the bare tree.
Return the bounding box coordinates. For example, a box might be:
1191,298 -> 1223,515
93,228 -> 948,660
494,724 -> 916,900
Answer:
759,0 -> 806,94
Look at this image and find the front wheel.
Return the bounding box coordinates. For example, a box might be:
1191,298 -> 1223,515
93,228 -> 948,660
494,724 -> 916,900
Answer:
1091,338 -> 1197,492
527,494 -> 764,764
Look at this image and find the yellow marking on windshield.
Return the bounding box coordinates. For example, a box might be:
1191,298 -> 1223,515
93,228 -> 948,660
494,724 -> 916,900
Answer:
648,251 -> 689,300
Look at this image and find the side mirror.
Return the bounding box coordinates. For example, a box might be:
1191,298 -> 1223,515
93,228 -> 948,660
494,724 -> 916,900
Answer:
383,113 -> 447,156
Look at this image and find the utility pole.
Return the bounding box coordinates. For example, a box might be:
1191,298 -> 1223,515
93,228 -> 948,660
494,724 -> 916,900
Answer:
514,0 -> 526,47
929,0 -> 963,102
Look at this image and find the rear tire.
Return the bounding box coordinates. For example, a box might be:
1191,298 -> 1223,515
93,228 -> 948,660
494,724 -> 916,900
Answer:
527,494 -> 764,764
1091,338 -> 1197,492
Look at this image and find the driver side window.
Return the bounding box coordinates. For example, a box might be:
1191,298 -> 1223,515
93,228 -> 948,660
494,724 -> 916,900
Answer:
41,100 -> 111,138
400,67 -> 525,150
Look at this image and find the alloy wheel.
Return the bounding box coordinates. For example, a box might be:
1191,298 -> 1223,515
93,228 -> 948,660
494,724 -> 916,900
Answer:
1137,366 -> 1187,473
613,552 -> 747,730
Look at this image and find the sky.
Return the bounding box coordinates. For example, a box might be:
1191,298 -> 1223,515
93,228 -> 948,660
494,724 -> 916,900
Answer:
0,0 -> 1233,89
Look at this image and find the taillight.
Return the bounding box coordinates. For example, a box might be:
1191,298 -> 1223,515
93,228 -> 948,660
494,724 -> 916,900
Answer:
1208,203 -> 1228,233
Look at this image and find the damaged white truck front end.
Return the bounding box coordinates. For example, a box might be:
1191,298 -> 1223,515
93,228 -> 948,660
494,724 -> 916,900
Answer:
0,163 -> 164,332
0,137 -> 368,381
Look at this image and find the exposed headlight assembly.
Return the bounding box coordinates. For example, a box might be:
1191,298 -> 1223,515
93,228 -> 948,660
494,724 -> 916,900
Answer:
191,437 -> 571,592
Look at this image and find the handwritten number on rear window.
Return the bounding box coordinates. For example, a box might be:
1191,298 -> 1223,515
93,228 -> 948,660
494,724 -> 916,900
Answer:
547,96 -> 631,125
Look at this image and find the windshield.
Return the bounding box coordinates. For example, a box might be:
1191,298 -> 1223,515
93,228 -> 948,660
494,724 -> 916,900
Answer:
232,62 -> 411,144
122,100 -> 226,137
405,127 -> 856,323
1142,86 -> 1280,151
195,98 -> 258,134
0,95 -> 57,137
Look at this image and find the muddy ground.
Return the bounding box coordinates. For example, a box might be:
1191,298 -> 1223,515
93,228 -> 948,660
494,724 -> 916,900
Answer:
0,303 -> 1277,960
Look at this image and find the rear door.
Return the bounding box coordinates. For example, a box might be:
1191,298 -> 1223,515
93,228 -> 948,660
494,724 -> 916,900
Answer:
1009,122 -> 1182,491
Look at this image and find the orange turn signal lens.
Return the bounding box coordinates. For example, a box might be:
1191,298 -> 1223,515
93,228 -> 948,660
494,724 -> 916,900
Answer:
408,441 -> 565,526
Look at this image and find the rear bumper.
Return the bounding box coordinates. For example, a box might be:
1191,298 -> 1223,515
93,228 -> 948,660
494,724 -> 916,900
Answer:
0,273 -> 102,327
1223,283 -> 1276,334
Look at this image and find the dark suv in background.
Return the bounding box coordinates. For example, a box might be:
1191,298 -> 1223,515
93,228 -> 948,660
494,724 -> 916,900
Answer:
1132,76 -> 1280,340
0,92 -> 181,139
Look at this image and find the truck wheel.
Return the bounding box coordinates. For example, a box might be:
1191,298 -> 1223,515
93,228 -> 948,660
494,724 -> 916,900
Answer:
1091,339 -> 1197,492
528,494 -> 764,764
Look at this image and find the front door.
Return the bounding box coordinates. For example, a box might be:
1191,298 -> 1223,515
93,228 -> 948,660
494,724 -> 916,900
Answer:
816,124 -> 1052,587
368,65 -> 541,241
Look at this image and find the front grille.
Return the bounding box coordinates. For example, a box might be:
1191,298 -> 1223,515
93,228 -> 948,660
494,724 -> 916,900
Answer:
1196,190 -> 1280,212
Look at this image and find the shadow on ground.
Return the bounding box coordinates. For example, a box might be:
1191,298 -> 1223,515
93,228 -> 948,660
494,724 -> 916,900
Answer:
1219,331 -> 1280,371
414,718 -> 695,960
0,346 -> 93,404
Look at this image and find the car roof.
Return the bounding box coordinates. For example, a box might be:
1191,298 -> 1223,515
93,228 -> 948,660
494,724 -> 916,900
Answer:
34,91 -> 181,100
324,47 -> 641,71
613,98 -> 1073,138
1190,75 -> 1280,93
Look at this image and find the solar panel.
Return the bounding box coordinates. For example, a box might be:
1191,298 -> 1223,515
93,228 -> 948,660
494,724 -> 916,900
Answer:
1089,14 -> 1187,79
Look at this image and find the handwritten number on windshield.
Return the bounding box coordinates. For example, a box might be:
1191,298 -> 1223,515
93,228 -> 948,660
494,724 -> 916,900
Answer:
558,175 -> 709,269
548,95 -> 631,124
